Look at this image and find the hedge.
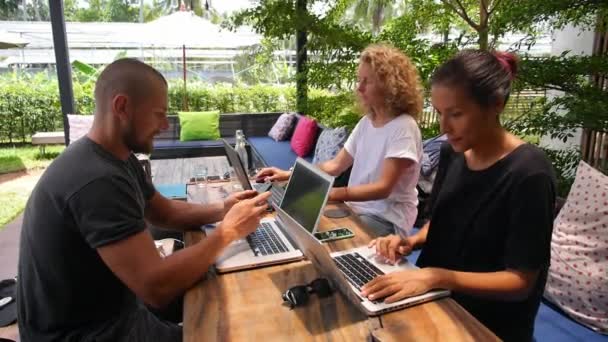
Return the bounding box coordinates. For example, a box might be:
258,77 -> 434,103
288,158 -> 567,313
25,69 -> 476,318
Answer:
0,76 -> 360,143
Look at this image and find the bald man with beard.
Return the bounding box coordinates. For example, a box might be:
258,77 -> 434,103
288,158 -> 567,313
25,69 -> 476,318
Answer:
17,58 -> 270,341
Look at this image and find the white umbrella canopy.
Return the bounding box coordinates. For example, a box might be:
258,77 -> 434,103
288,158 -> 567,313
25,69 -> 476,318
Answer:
0,31 -> 28,49
140,10 -> 258,49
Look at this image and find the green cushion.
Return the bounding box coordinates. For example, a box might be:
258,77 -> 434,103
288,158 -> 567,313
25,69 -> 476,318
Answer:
178,111 -> 220,141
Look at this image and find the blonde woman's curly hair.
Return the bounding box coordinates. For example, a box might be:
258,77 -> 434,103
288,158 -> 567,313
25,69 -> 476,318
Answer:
359,44 -> 423,120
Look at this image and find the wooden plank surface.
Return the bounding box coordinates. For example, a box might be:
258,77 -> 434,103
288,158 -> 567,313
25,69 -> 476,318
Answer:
184,229 -> 376,342
374,298 -> 500,341
150,156 -> 230,185
179,168 -> 499,341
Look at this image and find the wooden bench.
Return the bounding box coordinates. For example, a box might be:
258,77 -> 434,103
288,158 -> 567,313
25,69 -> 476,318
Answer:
31,131 -> 65,155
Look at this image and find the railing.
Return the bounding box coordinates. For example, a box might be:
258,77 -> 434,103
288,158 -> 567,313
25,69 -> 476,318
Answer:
581,129 -> 608,172
419,109 -> 438,129
417,88 -> 547,130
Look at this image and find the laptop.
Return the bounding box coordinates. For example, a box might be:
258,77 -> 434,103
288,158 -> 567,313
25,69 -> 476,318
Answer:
208,158 -> 334,273
222,139 -> 284,206
278,204 -> 450,316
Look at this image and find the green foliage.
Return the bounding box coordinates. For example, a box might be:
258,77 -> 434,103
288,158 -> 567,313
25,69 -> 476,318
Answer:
0,145 -> 64,229
493,0 -> 608,34
0,145 -> 64,174
70,0 -> 139,22
230,0 -> 373,91
376,15 -> 459,88
507,54 -> 608,141
0,72 -> 350,141
233,38 -> 293,84
167,82 -> 295,114
347,0 -> 397,35
307,90 -> 360,129
0,73 -> 63,144
0,190 -> 27,229
72,60 -> 99,79
420,122 -> 441,140
26,0 -> 49,21
0,0 -> 18,20
541,148 -> 581,198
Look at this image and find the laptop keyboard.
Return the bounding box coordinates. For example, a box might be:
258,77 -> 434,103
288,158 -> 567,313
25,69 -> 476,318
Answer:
270,185 -> 284,206
246,222 -> 289,256
334,252 -> 385,291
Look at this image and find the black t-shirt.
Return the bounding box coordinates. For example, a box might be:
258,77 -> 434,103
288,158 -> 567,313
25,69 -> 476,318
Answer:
17,137 -> 155,341
417,143 -> 556,342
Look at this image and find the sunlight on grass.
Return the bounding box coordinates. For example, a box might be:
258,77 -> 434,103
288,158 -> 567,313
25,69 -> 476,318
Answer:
0,145 -> 64,229
0,190 -> 29,229
0,145 -> 64,174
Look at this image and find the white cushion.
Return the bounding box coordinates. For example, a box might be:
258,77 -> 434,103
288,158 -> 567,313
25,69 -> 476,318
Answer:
67,114 -> 94,144
544,161 -> 608,334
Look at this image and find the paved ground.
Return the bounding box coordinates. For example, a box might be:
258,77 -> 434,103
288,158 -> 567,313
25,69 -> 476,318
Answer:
0,214 -> 21,341
0,214 -> 21,281
0,169 -> 43,342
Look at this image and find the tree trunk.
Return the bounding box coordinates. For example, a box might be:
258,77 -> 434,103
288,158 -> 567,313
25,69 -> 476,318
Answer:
295,0 -> 308,114
478,27 -> 489,50
478,0 -> 489,50
34,0 -> 40,21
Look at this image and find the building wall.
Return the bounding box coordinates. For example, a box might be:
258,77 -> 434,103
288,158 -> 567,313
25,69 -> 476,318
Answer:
540,24 -> 595,150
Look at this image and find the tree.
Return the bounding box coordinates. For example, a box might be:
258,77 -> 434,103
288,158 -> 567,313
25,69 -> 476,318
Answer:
346,0 -> 398,36
435,0 -> 504,50
62,0 -> 81,21
0,0 -> 19,20
69,0 -> 138,22
105,0 -> 138,22
25,0 -> 48,21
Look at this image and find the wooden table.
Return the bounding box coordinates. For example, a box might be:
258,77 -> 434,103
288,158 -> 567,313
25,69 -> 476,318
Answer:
183,180 -> 500,342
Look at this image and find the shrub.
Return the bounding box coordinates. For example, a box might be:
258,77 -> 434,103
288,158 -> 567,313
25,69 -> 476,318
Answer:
0,73 -> 359,141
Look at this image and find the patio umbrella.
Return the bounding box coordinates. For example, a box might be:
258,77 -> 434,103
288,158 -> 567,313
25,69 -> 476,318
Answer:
0,31 -> 28,49
141,9 -> 222,111
140,9 -> 260,110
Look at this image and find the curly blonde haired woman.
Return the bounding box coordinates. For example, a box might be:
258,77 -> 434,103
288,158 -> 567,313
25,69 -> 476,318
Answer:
256,44 -> 424,236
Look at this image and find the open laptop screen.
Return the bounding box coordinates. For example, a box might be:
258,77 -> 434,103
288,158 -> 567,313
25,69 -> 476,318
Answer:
222,139 -> 252,191
280,159 -> 332,233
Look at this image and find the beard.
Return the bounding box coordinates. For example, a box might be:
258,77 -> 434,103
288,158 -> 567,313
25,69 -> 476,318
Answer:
123,120 -> 153,154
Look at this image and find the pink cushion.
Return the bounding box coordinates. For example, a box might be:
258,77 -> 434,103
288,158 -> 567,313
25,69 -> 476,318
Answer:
290,116 -> 318,157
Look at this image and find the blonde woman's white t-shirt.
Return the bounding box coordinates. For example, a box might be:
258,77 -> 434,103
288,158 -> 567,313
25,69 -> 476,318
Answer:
344,114 -> 422,235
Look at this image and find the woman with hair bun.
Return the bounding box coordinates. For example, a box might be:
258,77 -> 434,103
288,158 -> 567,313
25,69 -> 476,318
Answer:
362,50 -> 556,342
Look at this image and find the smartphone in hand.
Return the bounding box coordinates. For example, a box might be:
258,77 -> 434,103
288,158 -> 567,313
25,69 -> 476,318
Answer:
256,182 -> 273,193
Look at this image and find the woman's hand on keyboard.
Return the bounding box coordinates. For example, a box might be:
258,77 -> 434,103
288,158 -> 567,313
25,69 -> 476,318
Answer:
368,234 -> 415,264
361,268 -> 443,303
216,191 -> 271,242
255,167 -> 290,182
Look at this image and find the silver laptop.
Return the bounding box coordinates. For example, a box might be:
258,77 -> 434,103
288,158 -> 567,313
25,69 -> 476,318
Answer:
208,158 -> 334,273
278,206 -> 450,316
222,139 -> 284,206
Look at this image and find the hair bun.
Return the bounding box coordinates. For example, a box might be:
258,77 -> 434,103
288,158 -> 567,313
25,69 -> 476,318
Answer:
493,51 -> 518,79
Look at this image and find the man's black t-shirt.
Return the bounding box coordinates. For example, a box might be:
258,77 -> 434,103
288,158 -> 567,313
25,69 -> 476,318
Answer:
417,143 -> 556,342
17,137 -> 155,341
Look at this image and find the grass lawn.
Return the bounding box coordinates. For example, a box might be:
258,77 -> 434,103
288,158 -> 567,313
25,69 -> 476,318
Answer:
0,190 -> 29,228
0,145 -> 64,174
0,145 -> 65,229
